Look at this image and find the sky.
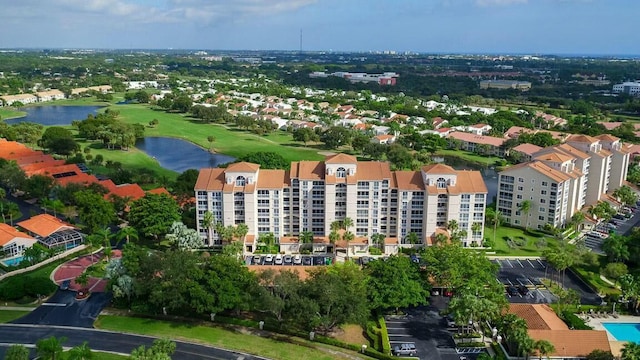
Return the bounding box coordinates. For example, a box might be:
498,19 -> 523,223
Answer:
0,0 -> 637,56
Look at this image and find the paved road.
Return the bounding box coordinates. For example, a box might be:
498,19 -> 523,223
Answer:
12,290 -> 111,328
0,324 -> 266,360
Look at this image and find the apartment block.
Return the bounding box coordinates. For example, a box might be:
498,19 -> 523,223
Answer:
195,154 -> 488,250
498,134 -> 630,230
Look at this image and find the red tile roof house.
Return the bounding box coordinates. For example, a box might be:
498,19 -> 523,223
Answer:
446,131 -> 507,157
506,304 -> 611,360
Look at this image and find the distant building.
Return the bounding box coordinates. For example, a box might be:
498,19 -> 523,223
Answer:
612,81 -> 640,96
480,80 -> 531,90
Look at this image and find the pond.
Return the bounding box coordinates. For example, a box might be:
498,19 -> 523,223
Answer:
433,155 -> 499,204
4,105 -> 103,126
135,137 -> 236,173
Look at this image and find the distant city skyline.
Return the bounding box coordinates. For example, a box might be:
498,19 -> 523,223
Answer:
0,0 -> 637,56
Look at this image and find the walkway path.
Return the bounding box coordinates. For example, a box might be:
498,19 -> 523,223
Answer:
51,250 -> 122,293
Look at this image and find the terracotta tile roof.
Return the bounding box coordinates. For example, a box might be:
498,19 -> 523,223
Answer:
194,168 -> 226,191
247,265 -> 313,281
325,153 -> 358,164
508,304 -> 569,330
512,143 -> 543,156
447,131 -> 506,147
422,163 -> 457,175
355,161 -> 392,181
502,161 -> 570,183
528,330 -> 611,358
17,214 -> 75,238
0,223 -> 35,246
394,171 -> 424,191
226,162 -> 260,173
290,161 -> 324,180
567,134 -> 599,144
256,169 -> 288,189
595,134 -> 620,142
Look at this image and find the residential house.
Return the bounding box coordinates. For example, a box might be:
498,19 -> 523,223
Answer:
0,223 -> 37,261
447,131 -> 507,157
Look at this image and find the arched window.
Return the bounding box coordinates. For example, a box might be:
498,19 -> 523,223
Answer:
235,176 -> 246,186
436,177 -> 447,189
336,167 -> 347,178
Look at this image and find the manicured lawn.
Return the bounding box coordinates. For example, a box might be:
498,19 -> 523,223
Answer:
0,108 -> 26,120
485,225 -> 560,256
435,149 -> 502,167
109,104 -> 325,163
95,315 -> 361,360
0,310 -> 30,323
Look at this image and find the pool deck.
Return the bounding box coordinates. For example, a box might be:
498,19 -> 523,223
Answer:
583,313 -> 640,356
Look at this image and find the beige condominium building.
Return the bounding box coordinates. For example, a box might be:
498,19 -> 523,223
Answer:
498,134 -> 630,230
195,154 -> 488,250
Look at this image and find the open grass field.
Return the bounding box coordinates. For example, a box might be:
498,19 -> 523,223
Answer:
0,108 -> 26,120
486,225 -> 560,256
95,315 -> 364,360
0,310 -> 30,323
108,104 -> 325,163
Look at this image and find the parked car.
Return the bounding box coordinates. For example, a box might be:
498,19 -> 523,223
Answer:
518,285 -> 530,296
264,254 -> 274,264
393,343 -> 417,357
507,286 -> 519,296
283,255 -> 292,265
275,255 -> 283,265
293,254 -> 302,265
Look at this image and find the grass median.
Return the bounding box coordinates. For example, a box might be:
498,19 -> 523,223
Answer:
95,315 -> 364,360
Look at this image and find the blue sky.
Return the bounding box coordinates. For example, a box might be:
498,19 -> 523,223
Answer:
0,0 -> 637,55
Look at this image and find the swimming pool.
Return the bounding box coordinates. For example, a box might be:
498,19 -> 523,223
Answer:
1,256 -> 25,267
602,323 -> 640,342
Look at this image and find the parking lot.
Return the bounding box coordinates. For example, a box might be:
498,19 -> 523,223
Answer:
244,254 -> 332,266
493,259 -> 602,305
385,297 -> 487,360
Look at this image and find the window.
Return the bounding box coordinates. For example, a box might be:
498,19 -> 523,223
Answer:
436,178 -> 447,189
336,167 -> 346,178
235,176 -> 246,186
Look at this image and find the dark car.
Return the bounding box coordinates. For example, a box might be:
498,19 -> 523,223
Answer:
518,286 -> 530,296
59,279 -> 71,291
507,286 -> 519,296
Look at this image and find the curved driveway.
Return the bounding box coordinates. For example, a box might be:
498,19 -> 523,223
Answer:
0,324 -> 267,360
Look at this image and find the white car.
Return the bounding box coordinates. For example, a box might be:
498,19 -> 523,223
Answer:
275,255 -> 283,265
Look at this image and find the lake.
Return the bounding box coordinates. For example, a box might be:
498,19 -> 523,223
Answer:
135,137 -> 236,173
433,155 -> 499,204
4,105 -> 103,125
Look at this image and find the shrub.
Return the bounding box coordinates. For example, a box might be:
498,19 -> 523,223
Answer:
560,311 -> 592,330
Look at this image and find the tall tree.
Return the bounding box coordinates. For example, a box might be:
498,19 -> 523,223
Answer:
128,194 -> 181,240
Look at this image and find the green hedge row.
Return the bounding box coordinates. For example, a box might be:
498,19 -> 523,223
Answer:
560,311 -> 592,330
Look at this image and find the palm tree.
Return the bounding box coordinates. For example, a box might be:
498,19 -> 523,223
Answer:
520,200 -> 532,231
622,341 -> 640,360
471,222 -> 482,245
115,226 -> 138,246
533,339 -> 555,360
234,223 -> 249,243
68,341 -> 93,360
202,211 -> 215,246
36,336 -> 66,360
299,231 -> 314,253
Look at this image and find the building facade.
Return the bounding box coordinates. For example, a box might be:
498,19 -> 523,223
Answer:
195,155 -> 488,249
497,134 -> 630,230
